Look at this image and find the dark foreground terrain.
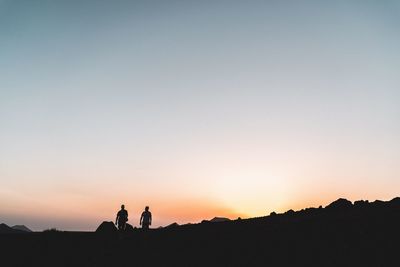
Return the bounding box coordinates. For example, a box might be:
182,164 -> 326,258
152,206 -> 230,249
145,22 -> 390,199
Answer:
1,198 -> 400,267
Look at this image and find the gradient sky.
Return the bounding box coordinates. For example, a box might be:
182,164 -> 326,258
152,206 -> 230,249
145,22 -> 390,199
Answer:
1,0 -> 399,231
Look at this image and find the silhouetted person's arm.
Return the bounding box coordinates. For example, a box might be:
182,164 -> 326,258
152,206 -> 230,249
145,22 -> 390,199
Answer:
140,213 -> 143,225
115,212 -> 119,225
149,212 -> 152,225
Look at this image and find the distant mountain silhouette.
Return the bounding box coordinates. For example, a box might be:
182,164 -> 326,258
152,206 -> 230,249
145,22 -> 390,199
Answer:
0,223 -> 26,234
12,225 -> 32,232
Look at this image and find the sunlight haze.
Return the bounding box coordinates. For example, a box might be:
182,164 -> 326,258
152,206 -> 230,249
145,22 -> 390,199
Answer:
1,0 -> 399,230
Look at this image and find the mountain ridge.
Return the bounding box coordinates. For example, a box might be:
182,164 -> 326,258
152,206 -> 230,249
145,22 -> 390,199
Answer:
12,225 -> 32,232
1,197 -> 400,266
0,223 -> 27,234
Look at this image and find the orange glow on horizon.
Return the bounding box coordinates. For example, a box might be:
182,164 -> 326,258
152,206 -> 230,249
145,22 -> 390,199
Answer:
3,189 -> 400,231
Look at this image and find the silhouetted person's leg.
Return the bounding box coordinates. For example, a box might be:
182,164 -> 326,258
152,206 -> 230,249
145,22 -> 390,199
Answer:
118,219 -> 126,231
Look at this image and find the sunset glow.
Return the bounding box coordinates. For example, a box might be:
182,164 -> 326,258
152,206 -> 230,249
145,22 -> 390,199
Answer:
1,1 -> 399,231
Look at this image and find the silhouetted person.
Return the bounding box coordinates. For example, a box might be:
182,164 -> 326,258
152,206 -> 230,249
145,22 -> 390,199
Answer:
140,206 -> 152,230
115,204 -> 128,231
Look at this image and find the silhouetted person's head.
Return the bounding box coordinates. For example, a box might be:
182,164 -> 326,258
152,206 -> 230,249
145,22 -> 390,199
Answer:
145,206 -> 149,211
121,204 -> 125,210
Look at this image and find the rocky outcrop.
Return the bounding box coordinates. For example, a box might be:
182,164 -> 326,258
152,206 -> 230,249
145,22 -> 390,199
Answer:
326,198 -> 353,210
209,217 -> 231,223
95,221 -> 117,234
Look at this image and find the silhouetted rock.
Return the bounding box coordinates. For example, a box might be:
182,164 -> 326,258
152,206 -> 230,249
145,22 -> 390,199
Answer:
12,225 -> 32,232
125,223 -> 135,232
285,209 -> 295,215
354,200 -> 369,208
372,199 -> 385,208
209,217 -> 231,223
301,207 -> 319,215
389,197 -> 400,206
95,221 -> 117,234
326,198 -> 353,210
270,211 -> 277,216
165,222 -> 179,229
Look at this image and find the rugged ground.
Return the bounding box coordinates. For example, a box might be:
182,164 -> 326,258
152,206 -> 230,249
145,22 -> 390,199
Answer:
1,198 -> 400,267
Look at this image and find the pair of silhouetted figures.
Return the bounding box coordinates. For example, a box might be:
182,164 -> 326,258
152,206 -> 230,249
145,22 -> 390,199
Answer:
115,205 -> 152,230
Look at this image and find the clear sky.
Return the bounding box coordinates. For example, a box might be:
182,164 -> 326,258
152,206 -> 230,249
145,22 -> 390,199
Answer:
0,0 -> 399,231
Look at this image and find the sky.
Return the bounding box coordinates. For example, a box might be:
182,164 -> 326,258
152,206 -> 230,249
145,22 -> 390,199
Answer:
0,0 -> 399,231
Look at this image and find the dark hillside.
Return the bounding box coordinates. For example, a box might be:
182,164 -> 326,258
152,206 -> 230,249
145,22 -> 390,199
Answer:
1,198 -> 400,266
12,225 -> 32,232
0,223 -> 26,234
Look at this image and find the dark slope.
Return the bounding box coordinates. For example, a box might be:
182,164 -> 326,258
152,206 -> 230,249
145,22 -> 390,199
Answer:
12,225 -> 32,232
0,223 -> 26,234
1,198 -> 400,267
